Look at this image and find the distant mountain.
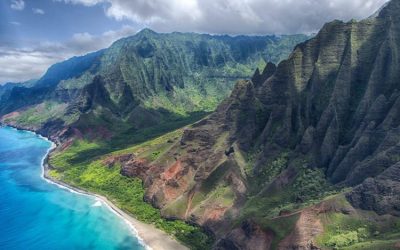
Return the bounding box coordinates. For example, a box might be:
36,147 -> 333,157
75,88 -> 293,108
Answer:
0,30 -> 308,141
0,79 -> 37,101
112,0 -> 400,249
2,0 -> 400,249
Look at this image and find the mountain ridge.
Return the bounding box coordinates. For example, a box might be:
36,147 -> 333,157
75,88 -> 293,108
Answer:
0,30 -> 308,144
2,1 -> 400,249
105,1 -> 400,248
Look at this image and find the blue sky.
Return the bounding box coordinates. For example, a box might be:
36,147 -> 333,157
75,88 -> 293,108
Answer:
0,0 -> 389,83
1,0 -> 137,46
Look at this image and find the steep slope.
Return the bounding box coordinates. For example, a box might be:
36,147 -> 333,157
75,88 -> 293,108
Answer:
0,30 -> 308,143
5,1 -> 400,248
0,51 -> 103,115
105,1 -> 400,249
0,79 -> 37,101
0,30 -> 308,249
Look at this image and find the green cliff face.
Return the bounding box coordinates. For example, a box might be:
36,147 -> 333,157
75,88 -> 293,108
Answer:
4,1 -> 400,248
113,1 -> 400,249
0,30 -> 308,249
0,30 -> 308,140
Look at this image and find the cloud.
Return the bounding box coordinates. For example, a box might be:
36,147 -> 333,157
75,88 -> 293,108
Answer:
9,21 -> 21,26
59,0 -> 390,34
66,25 -> 136,54
0,48 -> 59,83
55,0 -> 102,6
33,8 -> 45,15
10,0 -> 25,11
0,25 -> 136,83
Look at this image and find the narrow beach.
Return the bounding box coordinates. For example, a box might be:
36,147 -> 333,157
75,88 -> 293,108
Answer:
35,131 -> 188,250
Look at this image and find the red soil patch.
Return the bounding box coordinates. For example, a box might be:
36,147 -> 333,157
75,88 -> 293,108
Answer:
163,160 -> 182,180
205,206 -> 227,221
1,111 -> 20,120
60,140 -> 73,151
164,184 -> 186,201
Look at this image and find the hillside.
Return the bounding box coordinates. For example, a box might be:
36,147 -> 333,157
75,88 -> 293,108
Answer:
0,30 -> 308,249
2,1 -> 400,249
52,1 -> 400,249
0,30 -> 308,145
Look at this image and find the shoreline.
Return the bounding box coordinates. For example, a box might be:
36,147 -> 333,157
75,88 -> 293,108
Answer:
3,125 -> 188,250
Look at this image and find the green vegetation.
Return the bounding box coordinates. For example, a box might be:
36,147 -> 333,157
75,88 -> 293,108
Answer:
235,184 -> 299,248
259,214 -> 300,249
292,166 -> 332,202
5,6 -> 400,250
326,229 -> 364,248
4,102 -> 77,127
50,139 -> 213,249
0,32 -> 313,250
48,124 -> 215,248
1,30 -> 309,135
259,152 -> 289,183
245,152 -> 289,191
66,111 -> 208,164
236,153 -> 345,248
317,209 -> 400,250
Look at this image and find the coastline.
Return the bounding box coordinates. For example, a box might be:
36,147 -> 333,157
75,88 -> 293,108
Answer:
3,125 -> 188,250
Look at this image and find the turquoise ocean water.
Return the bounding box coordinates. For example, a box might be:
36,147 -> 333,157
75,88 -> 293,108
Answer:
0,127 -> 145,250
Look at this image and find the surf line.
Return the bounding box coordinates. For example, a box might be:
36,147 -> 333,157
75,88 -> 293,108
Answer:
32,130 -> 152,250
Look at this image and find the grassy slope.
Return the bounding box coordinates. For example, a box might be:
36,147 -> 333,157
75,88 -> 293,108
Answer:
315,197 -> 400,250
235,150 -> 400,249
3,101 -> 76,128
46,120 -> 400,250
49,128 -> 213,249
0,33 -> 311,249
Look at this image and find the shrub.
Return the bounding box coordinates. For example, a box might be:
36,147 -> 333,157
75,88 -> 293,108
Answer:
326,231 -> 359,248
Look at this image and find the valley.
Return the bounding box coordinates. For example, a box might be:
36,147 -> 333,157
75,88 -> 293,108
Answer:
1,1 -> 400,249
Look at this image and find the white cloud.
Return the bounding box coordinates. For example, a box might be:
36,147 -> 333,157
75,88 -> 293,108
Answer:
33,8 -> 45,15
0,48 -> 58,83
66,25 -> 136,54
9,21 -> 21,26
59,0 -> 390,34
0,25 -> 136,83
10,0 -> 25,11
55,0 -> 102,6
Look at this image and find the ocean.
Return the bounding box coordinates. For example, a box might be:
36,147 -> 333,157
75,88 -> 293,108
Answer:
0,126 -> 145,250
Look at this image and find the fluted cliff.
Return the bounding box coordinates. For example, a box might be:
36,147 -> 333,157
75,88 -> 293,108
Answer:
114,1 -> 400,248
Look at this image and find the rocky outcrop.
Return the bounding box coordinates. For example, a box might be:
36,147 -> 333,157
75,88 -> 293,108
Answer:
347,162 -> 400,216
3,1 -> 400,249
125,1 -> 400,248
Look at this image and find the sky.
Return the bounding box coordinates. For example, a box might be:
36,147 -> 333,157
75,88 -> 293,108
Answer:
0,0 -> 390,83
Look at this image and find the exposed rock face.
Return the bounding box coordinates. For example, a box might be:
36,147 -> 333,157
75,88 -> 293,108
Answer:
122,1 -> 400,248
347,163 -> 400,216
2,1 -> 400,249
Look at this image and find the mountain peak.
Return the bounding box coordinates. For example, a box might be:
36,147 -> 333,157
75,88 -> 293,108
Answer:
374,0 -> 400,19
137,28 -> 158,36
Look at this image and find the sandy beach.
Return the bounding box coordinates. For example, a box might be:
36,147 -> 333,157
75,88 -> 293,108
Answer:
39,138 -> 188,250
